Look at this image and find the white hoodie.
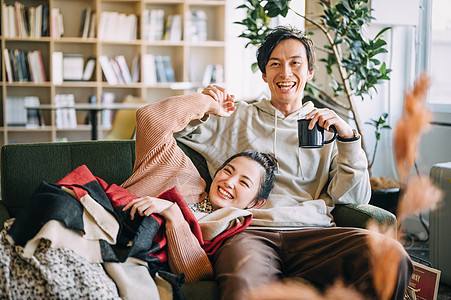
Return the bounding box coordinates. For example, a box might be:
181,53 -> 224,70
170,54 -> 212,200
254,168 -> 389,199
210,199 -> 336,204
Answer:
176,96 -> 371,228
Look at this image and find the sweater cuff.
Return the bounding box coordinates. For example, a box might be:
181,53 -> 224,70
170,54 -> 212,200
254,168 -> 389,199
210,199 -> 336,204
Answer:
336,137 -> 366,162
337,129 -> 360,142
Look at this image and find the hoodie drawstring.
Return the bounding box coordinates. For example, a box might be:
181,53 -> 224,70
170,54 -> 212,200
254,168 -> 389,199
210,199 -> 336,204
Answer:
297,111 -> 305,180
273,107 -> 280,172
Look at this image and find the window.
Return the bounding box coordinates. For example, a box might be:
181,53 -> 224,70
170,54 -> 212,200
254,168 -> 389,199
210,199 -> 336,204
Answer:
419,0 -> 451,112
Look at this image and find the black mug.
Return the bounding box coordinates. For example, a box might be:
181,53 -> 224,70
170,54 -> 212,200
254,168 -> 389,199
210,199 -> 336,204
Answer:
297,119 -> 337,148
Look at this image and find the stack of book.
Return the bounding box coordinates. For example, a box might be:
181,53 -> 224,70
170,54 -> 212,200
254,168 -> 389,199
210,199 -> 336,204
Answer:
142,9 -> 165,41
3,48 -> 47,83
202,64 -> 224,87
163,14 -> 182,42
5,96 -> 44,128
99,55 -> 139,85
52,53 -> 96,83
55,94 -> 77,129
98,11 -> 137,41
79,7 -> 96,38
50,7 -> 64,38
142,54 -> 176,84
1,2 -> 49,38
101,92 -> 115,128
188,10 -> 207,42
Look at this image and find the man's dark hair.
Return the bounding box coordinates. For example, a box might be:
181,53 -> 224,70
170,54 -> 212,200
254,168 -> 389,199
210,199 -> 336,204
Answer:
256,25 -> 316,74
215,150 -> 278,201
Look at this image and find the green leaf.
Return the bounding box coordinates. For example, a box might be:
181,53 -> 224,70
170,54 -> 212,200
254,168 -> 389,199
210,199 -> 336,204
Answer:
251,62 -> 259,73
374,27 -> 391,40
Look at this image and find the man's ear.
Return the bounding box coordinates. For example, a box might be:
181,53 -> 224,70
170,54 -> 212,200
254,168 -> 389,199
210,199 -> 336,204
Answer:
247,199 -> 266,209
262,73 -> 268,83
306,69 -> 314,82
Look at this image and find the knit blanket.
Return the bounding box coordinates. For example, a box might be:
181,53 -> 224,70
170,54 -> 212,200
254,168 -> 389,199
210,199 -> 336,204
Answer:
2,164 -> 252,298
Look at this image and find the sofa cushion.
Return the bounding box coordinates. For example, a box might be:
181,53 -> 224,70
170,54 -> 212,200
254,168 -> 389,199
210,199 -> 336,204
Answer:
1,140 -> 135,218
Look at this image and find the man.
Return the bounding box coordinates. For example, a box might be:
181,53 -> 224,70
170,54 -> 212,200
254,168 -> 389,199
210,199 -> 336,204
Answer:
175,26 -> 412,299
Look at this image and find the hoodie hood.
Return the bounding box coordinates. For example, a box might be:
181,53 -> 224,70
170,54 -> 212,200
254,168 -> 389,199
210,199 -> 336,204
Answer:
253,98 -> 315,120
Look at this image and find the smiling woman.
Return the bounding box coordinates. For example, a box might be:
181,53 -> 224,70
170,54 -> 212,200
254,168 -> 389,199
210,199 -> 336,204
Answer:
209,151 -> 277,211
120,92 -> 278,283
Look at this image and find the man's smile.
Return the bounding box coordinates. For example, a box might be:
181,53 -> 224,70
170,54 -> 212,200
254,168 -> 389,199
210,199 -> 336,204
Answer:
276,81 -> 296,90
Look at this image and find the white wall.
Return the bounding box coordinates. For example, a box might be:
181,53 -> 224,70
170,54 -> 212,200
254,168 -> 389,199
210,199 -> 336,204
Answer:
225,0 -> 268,101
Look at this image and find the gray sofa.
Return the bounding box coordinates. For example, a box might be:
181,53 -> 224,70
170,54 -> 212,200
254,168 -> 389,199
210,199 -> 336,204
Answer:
0,140 -> 396,299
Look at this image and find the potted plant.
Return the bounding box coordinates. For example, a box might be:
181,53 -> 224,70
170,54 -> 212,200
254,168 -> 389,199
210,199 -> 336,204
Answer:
235,0 -> 400,208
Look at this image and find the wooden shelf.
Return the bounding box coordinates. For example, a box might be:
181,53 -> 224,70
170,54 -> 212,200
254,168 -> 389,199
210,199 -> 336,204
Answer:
0,0 -> 226,145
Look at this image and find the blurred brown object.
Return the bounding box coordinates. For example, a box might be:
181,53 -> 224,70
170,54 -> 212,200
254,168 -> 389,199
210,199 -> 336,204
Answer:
393,73 -> 431,182
367,220 -> 400,300
396,175 -> 443,227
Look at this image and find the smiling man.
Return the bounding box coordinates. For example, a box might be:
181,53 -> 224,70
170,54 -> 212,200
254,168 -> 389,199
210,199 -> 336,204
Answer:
173,26 -> 413,300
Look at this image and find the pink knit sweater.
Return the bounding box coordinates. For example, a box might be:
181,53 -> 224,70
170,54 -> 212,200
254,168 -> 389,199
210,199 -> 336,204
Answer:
121,93 -> 218,282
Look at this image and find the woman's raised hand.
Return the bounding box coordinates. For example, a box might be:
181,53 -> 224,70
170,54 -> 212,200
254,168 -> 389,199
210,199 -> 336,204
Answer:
202,84 -> 236,117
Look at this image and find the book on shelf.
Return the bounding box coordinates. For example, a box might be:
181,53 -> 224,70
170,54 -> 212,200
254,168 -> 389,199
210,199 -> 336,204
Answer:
98,11 -> 137,42
154,55 -> 167,83
163,14 -> 182,42
99,55 -> 138,85
101,92 -> 115,128
4,48 -> 47,83
143,55 -> 176,84
82,57 -> 96,81
51,7 -> 64,38
142,54 -> 157,85
99,55 -> 118,85
142,9 -> 164,41
55,94 -> 77,129
88,12 -> 96,38
162,56 -> 176,82
42,4 -> 49,36
131,56 -> 140,83
202,64 -> 224,87
79,7 -> 91,38
27,50 -> 46,83
5,96 -> 44,128
63,54 -> 84,81
3,49 -> 13,83
25,97 -> 45,129
109,59 -> 125,84
189,10 -> 208,42
115,55 -> 133,84
52,51 -> 63,84
2,2 -> 48,38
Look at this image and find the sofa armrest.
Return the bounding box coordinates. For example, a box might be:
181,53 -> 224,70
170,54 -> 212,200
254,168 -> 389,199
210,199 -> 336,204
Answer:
0,201 -> 10,230
332,203 -> 396,228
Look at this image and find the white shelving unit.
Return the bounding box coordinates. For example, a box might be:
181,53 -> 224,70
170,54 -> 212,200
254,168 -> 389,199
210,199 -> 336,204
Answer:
0,0 -> 226,144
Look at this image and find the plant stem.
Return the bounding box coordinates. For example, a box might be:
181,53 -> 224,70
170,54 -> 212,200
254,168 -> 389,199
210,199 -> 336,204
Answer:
290,7 -> 370,158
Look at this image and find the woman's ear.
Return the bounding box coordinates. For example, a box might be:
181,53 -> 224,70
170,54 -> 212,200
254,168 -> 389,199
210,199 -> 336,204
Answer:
247,199 -> 266,209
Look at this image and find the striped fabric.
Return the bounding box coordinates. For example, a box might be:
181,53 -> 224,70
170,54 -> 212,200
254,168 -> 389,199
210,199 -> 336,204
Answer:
121,93 -> 213,204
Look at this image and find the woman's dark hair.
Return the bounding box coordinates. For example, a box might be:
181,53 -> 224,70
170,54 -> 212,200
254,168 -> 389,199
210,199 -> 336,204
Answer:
215,150 -> 278,201
256,25 -> 316,74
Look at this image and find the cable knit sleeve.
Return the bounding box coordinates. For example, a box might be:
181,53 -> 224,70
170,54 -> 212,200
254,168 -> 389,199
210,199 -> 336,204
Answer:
165,220 -> 214,283
121,93 -> 217,202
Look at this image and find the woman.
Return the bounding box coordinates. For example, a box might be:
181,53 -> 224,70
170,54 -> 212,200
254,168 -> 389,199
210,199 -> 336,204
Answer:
121,90 -> 277,282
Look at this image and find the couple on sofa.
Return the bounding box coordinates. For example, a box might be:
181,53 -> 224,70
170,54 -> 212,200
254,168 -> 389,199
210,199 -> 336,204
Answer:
121,25 -> 413,299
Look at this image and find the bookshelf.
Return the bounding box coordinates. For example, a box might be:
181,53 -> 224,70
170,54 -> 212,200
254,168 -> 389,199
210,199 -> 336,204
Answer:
0,0 -> 226,145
